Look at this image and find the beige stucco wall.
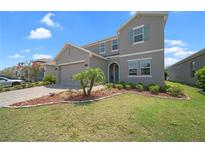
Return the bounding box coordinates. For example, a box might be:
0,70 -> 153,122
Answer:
84,37 -> 119,57
44,65 -> 56,77
118,51 -> 164,86
119,15 -> 165,55
89,55 -> 108,81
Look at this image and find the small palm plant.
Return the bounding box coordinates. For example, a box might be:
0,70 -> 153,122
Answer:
73,68 -> 105,96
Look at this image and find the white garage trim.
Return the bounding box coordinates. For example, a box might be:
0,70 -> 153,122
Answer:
58,60 -> 85,66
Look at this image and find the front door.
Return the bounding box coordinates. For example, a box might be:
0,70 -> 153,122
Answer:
109,63 -> 119,83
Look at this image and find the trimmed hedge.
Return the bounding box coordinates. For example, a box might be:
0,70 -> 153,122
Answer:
0,81 -> 51,93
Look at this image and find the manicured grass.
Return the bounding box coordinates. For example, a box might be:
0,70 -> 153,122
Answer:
0,81 -> 205,141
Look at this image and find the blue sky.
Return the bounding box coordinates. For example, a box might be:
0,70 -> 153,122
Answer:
0,11 -> 205,70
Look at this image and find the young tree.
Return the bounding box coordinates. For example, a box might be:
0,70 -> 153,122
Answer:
73,68 -> 105,96
195,67 -> 205,91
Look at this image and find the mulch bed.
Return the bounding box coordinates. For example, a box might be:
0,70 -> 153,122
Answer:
10,88 -> 120,107
10,88 -> 188,107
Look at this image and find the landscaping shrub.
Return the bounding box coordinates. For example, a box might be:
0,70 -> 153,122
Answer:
125,84 -> 132,90
25,83 -> 32,88
9,87 -> 17,91
160,85 -> 171,93
43,75 -> 56,84
167,86 -> 183,97
14,85 -> 23,90
127,82 -> 135,88
0,86 -> 2,92
105,83 -> 113,89
21,84 -> 26,88
2,88 -> 9,92
37,81 -> 48,86
149,85 -> 160,94
114,84 -> 123,90
135,83 -> 144,92
195,67 -> 205,91
119,81 -> 126,88
31,82 -> 37,87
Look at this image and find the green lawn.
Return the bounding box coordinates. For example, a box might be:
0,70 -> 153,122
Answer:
0,81 -> 205,141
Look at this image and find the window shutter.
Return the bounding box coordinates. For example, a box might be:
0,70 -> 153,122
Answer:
144,25 -> 150,41
128,29 -> 133,44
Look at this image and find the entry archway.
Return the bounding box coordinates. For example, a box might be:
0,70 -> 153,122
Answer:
108,62 -> 119,83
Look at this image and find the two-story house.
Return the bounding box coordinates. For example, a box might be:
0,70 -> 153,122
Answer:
47,12 -> 168,87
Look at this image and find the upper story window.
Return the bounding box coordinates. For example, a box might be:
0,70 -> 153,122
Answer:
99,42 -> 106,54
133,25 -> 144,44
111,38 -> 119,52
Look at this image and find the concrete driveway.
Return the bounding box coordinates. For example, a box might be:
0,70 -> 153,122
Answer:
0,84 -> 70,107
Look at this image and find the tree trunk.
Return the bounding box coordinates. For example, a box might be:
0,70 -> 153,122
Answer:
88,78 -> 95,96
81,80 -> 87,96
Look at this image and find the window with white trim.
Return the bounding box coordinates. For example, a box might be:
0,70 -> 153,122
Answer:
140,59 -> 151,75
128,61 -> 138,76
99,42 -> 106,54
133,26 -> 144,43
112,38 -> 119,51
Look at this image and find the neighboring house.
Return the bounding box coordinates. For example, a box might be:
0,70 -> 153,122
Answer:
167,49 -> 205,85
16,58 -> 54,81
45,11 -> 168,86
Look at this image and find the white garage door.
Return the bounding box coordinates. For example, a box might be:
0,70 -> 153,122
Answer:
59,62 -> 85,86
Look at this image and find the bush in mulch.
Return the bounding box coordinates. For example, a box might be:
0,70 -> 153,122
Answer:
135,83 -> 144,92
167,86 -> 183,97
148,85 -> 160,94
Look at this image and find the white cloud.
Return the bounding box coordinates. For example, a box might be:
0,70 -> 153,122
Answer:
165,46 -> 186,53
165,39 -> 186,46
21,49 -> 30,53
165,39 -> 196,67
8,54 -> 24,59
165,46 -> 196,59
33,54 -> 52,60
165,57 -> 178,67
129,11 -> 136,16
174,50 -> 195,58
28,27 -> 52,39
41,12 -> 60,27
